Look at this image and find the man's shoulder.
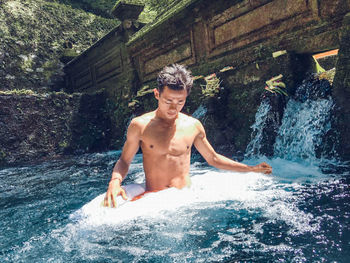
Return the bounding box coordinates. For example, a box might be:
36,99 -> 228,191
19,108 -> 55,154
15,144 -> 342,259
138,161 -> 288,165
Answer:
131,111 -> 155,126
179,113 -> 201,127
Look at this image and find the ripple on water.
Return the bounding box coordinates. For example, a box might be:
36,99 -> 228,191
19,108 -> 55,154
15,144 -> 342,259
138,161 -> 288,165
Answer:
1,153 -> 349,262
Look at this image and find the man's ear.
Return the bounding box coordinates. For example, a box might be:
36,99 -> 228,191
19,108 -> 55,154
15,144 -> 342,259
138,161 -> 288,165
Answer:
154,88 -> 160,100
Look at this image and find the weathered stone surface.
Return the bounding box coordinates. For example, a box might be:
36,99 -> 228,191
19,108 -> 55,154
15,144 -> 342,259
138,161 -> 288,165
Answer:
199,51 -> 295,156
0,91 -> 117,166
332,13 -> 350,160
63,0 -> 350,160
0,92 -> 77,165
65,0 -> 349,93
111,0 -> 144,21
213,0 -> 309,47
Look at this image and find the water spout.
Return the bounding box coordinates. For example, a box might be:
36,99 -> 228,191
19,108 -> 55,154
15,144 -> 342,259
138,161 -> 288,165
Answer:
246,73 -> 335,163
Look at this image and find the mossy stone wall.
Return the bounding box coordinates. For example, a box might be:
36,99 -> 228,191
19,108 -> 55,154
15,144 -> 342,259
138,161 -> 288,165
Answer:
333,13 -> 350,160
0,91 -> 117,166
64,0 -> 350,159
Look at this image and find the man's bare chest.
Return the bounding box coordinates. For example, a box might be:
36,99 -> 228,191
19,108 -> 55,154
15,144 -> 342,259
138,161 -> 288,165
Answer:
141,124 -> 196,156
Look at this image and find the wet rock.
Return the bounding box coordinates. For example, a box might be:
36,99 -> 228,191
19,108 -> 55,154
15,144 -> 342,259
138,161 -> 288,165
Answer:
332,12 -> 350,160
294,74 -> 332,103
0,91 -> 117,166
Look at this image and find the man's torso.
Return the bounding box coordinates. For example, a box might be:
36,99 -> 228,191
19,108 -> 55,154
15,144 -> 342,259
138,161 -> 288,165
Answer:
134,112 -> 199,191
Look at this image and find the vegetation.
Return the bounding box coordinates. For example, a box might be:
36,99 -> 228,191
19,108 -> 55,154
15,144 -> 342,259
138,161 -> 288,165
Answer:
0,89 -> 37,96
0,0 -> 189,92
193,66 -> 234,98
44,0 -> 116,18
318,68 -> 336,84
43,0 -> 184,20
0,0 -> 119,92
129,0 -> 195,43
264,75 -> 288,96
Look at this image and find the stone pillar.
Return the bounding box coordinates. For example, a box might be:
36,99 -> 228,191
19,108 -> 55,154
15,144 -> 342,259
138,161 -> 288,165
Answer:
111,0 -> 145,41
332,13 -> 350,160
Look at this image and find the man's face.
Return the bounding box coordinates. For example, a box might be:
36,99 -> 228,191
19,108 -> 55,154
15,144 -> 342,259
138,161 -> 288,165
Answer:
154,86 -> 187,120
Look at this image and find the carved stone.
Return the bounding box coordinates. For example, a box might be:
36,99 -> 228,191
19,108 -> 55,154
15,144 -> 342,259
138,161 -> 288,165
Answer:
111,0 -> 144,21
63,0 -> 350,159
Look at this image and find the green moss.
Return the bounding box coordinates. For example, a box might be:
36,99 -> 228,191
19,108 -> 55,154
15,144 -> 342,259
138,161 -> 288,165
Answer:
0,149 -> 6,164
59,140 -> 69,149
62,48 -> 78,57
2,0 -> 119,91
42,60 -> 60,81
128,0 -> 198,45
0,89 -> 37,96
112,0 -> 144,10
137,5 -> 157,23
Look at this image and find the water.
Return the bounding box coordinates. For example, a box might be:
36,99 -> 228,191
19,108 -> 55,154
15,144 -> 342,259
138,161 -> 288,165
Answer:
246,73 -> 335,163
273,74 -> 334,163
0,152 -> 349,262
245,100 -> 271,157
192,105 -> 207,120
274,98 -> 333,162
1,74 -> 350,262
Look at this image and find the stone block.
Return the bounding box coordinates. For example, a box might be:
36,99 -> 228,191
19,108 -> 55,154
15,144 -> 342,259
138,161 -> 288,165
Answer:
111,0 -> 144,21
332,12 -> 350,160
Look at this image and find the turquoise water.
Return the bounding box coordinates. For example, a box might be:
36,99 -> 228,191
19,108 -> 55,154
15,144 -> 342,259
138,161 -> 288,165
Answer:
1,152 -> 349,262
2,72 -> 349,262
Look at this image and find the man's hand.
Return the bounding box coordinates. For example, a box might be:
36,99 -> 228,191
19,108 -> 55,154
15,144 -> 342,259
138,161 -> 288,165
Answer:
103,179 -> 128,208
252,162 -> 272,174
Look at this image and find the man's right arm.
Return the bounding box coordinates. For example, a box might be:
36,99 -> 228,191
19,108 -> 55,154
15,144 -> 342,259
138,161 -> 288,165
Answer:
103,119 -> 141,207
193,120 -> 272,174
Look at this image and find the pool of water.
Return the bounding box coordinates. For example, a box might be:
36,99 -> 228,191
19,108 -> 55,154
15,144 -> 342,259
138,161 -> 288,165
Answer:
1,152 -> 349,262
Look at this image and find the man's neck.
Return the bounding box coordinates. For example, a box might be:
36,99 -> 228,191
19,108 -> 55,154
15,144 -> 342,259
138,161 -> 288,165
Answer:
155,109 -> 178,126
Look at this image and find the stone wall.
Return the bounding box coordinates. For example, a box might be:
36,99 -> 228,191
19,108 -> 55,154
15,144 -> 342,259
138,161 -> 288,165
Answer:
333,13 -> 350,160
64,0 -> 350,159
0,91 -> 116,166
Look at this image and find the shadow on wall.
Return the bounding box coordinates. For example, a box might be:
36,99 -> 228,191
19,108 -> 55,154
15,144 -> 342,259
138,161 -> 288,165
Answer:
66,91 -> 116,155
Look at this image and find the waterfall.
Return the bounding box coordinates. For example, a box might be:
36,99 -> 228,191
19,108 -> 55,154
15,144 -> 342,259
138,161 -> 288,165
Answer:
123,114 -> 135,140
245,74 -> 334,162
273,89 -> 333,163
245,99 -> 271,157
192,105 -> 207,120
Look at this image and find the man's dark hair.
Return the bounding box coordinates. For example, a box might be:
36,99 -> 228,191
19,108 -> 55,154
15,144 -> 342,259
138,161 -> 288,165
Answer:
157,64 -> 193,94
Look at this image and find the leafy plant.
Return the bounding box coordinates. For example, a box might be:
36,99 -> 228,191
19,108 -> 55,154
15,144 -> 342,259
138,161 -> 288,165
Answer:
264,74 -> 288,96
193,66 -> 233,98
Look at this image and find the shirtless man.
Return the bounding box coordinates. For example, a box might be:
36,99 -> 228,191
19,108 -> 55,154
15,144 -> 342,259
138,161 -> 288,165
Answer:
104,64 -> 272,207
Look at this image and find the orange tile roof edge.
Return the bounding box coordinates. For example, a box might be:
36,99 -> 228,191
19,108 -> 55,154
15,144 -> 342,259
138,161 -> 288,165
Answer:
313,49 -> 339,59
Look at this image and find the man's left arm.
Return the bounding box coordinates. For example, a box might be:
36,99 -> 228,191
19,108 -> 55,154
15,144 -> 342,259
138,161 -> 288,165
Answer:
193,120 -> 272,174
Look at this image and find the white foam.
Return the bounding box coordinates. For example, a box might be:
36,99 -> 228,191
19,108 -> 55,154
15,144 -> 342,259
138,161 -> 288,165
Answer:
68,157 -> 333,244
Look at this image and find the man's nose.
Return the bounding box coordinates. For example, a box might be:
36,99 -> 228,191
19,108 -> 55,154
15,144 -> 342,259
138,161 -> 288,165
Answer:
169,103 -> 177,110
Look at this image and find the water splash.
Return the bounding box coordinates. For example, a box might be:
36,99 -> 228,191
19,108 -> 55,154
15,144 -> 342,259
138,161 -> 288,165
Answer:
273,98 -> 333,163
192,105 -> 207,120
245,99 -> 271,157
1,152 -> 349,262
273,75 -> 334,163
246,73 -> 334,163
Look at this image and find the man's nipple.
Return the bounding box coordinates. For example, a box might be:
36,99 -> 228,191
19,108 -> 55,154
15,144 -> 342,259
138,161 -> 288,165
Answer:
150,145 -> 154,148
